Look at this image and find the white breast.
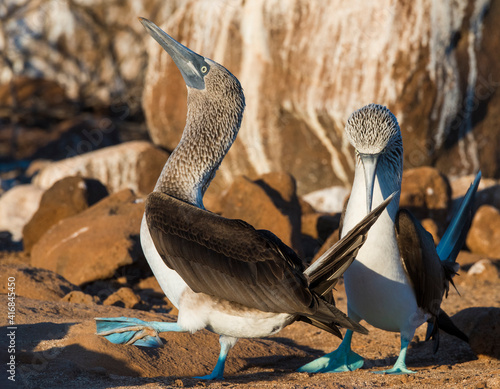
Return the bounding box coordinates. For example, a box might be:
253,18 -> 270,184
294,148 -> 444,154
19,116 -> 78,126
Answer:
342,166 -> 424,333
140,214 -> 187,309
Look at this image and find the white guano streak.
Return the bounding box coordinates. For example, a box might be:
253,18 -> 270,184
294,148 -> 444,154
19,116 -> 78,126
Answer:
458,0 -> 489,174
429,0 -> 466,149
238,0 -> 272,175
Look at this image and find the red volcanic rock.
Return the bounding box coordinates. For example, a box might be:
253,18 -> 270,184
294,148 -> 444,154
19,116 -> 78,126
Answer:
61,291 -> 99,305
466,205 -> 500,259
451,174 -> 500,210
0,77 -> 123,161
31,189 -> 145,286
33,141 -> 168,196
0,184 -> 44,242
22,176 -> 105,253
467,259 -> 500,283
142,1 -> 500,195
0,1 -> 168,109
0,263 -> 79,301
103,287 -> 141,309
2,2 -> 500,194
452,307 -> 500,360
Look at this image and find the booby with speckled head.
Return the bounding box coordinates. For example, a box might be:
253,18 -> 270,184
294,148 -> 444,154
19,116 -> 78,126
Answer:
298,104 -> 481,374
95,20 -> 396,380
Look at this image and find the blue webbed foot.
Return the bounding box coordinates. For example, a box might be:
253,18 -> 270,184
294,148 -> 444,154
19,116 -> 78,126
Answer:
297,330 -> 363,373
95,317 -> 183,347
194,335 -> 236,380
297,348 -> 364,373
374,336 -> 415,374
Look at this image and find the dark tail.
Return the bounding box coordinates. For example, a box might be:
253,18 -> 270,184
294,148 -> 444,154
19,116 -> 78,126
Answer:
426,172 -> 479,350
298,297 -> 368,338
425,310 -> 469,353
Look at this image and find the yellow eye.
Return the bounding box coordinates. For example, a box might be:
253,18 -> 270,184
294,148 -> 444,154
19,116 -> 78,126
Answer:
201,66 -> 207,73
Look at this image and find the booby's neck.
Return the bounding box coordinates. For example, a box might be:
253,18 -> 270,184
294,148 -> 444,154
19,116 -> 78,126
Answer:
343,147 -> 402,235
154,68 -> 245,208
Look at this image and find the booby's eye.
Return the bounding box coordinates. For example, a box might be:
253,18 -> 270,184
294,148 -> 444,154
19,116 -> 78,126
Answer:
201,66 -> 208,73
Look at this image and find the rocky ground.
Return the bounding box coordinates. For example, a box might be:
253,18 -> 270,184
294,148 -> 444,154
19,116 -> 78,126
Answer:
0,164 -> 499,389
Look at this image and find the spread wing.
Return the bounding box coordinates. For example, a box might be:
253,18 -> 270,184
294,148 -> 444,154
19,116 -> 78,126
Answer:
395,209 -> 446,316
145,191 -> 314,315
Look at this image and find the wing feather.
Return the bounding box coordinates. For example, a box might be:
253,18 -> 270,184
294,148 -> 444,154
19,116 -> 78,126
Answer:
395,209 -> 445,315
145,192 -> 313,315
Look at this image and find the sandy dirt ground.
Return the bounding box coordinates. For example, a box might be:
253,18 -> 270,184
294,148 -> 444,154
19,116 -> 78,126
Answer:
1,252 -> 499,389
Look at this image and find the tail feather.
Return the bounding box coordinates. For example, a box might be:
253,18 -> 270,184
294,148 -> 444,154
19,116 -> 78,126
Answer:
297,316 -> 343,338
426,310 -> 468,353
437,310 -> 469,343
305,191 -> 397,294
437,171 -> 481,264
425,317 -> 440,353
305,297 -> 368,337
425,173 -> 478,352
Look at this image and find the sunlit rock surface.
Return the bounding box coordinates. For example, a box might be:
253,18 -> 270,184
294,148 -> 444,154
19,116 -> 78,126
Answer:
32,141 -> 169,196
1,0 -> 499,195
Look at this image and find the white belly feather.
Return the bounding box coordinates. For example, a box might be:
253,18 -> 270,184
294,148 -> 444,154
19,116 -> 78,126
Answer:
342,172 -> 426,334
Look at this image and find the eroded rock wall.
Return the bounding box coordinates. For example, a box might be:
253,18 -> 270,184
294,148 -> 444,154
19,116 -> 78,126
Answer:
2,0 -> 499,195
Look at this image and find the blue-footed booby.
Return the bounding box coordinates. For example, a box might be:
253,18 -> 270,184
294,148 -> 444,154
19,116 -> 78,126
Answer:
298,104 -> 481,375
95,20 -> 396,380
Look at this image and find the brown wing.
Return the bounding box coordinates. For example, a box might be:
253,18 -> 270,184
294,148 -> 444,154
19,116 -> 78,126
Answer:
395,209 -> 446,316
145,191 -> 314,315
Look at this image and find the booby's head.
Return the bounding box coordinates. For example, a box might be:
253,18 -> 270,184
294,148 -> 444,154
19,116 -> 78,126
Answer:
139,17 -> 211,90
139,18 -> 243,99
345,104 -> 402,213
139,16 -> 244,124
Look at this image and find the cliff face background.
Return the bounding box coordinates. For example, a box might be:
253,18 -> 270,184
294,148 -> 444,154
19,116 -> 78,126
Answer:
1,0 -> 499,194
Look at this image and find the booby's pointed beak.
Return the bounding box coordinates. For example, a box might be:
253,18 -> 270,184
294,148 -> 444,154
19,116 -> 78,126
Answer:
138,17 -> 208,90
359,153 -> 379,214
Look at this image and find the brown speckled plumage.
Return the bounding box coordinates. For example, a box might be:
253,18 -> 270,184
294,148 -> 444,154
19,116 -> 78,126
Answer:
345,104 -> 402,156
154,63 -> 245,207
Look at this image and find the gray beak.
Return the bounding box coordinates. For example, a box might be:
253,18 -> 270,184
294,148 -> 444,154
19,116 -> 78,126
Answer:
359,153 -> 379,214
138,17 -> 208,90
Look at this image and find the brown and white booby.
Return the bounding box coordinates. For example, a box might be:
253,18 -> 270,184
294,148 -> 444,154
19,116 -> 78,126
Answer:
298,104 -> 481,374
96,21 -> 396,380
